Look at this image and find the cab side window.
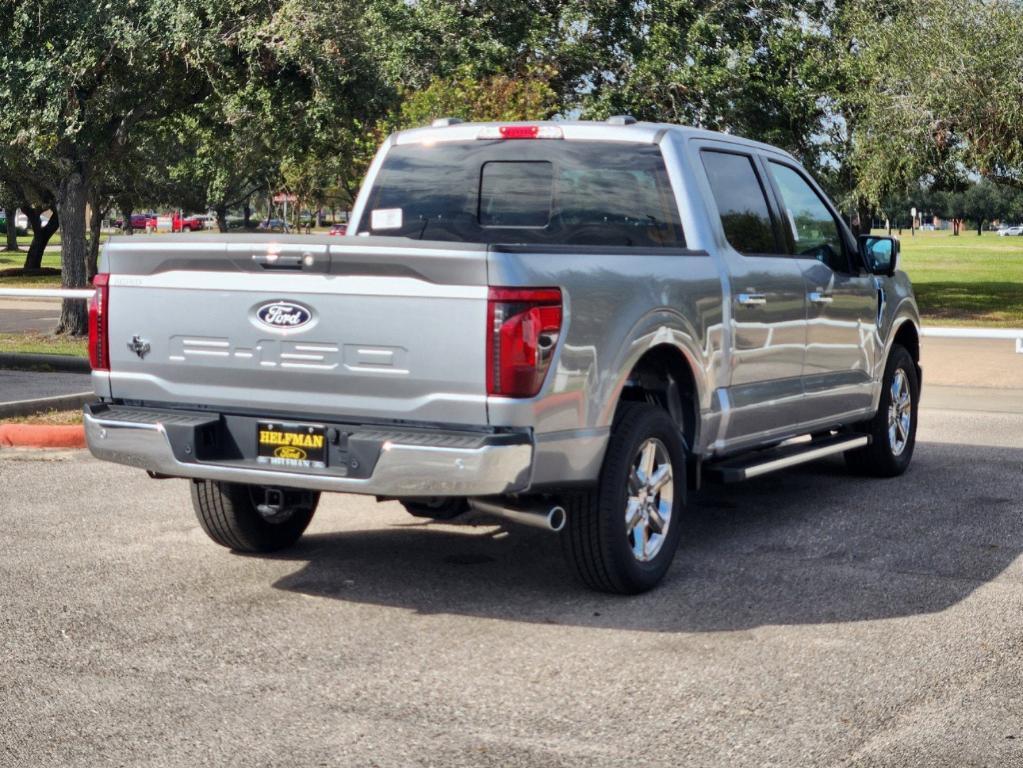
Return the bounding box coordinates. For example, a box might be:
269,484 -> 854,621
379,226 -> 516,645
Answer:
700,150 -> 780,255
767,161 -> 849,272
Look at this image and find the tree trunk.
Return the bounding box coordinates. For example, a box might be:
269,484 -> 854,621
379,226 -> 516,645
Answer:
3,204 -> 18,251
977,218 -> 983,236
852,200 -> 873,237
22,206 -> 59,270
243,198 -> 252,229
216,204 -> 228,233
56,170 -> 89,336
87,192 -> 105,280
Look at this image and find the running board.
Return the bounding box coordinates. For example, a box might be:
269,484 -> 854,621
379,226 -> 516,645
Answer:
704,434 -> 870,483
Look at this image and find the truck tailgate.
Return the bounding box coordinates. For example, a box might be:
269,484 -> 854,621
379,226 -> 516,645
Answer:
101,236 -> 490,426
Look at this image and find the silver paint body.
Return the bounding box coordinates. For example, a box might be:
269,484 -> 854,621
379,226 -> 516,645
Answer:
87,121 -> 920,495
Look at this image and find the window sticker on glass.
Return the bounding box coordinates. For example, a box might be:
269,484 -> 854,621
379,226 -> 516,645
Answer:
371,208 -> 403,230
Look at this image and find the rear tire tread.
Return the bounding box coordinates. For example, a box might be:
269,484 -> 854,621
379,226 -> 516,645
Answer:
190,480 -> 317,553
561,402 -> 686,594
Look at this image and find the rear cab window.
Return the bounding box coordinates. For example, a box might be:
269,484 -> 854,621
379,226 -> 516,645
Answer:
359,140 -> 685,248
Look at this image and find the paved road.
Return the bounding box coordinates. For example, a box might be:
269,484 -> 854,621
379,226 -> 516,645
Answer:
0,299 -> 61,334
3,394 -> 1023,766
0,369 -> 91,404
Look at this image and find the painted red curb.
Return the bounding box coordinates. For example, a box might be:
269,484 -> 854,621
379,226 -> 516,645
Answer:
0,424 -> 86,449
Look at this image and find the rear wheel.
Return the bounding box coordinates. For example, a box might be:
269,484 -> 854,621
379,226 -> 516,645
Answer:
561,402 -> 687,594
190,480 -> 318,553
845,344 -> 919,477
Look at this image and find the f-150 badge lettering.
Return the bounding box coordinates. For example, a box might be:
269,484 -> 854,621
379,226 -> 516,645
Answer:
255,301 -> 313,330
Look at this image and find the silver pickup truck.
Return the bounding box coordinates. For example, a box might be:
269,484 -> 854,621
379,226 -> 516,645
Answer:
85,118 -> 921,594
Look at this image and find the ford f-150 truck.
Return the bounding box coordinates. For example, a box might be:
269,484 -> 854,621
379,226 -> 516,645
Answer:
84,118 -> 921,594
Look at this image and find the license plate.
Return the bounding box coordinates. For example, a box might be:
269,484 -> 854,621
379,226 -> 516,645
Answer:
257,422 -> 327,469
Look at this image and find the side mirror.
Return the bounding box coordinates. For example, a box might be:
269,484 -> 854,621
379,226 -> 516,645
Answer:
859,235 -> 900,276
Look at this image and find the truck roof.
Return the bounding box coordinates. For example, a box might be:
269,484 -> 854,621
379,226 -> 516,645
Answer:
391,119 -> 797,162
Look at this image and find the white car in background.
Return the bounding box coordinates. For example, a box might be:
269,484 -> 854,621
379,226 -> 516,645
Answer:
997,225 -> 1023,236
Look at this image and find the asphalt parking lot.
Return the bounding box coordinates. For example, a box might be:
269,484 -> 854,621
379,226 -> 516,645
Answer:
3,389 -> 1023,767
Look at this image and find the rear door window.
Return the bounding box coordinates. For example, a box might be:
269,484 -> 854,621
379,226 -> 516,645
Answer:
361,140 -> 685,248
700,150 -> 780,255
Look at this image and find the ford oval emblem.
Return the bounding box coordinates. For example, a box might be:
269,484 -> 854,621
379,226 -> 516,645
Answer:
255,301 -> 313,331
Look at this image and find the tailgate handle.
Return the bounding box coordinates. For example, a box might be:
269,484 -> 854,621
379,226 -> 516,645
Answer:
253,252 -> 313,270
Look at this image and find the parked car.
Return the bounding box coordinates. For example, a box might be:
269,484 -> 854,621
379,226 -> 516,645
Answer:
84,119 -> 921,594
328,223 -> 347,236
257,218 -> 287,232
997,225 -> 1023,236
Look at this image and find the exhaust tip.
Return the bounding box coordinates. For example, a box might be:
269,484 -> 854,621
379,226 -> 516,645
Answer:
547,505 -> 567,532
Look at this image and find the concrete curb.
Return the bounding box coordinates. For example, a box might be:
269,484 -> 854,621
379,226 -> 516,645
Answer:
0,352 -> 90,373
0,424 -> 85,449
0,391 -> 92,419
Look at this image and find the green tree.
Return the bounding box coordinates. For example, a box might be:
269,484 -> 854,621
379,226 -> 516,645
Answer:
0,169 -> 60,270
398,66 -> 560,127
0,1 -> 193,333
963,181 -> 1015,236
565,2 -> 840,171
849,0 -> 1023,209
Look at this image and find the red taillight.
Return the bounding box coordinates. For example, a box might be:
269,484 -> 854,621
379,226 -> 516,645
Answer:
499,125 -> 540,139
88,273 -> 110,371
487,287 -> 562,397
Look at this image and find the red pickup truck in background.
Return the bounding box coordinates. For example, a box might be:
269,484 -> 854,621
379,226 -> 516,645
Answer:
115,213 -> 157,231
172,213 -> 205,232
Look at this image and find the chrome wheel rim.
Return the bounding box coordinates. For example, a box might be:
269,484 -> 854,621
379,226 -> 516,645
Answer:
625,438 -> 674,562
888,369 -> 912,456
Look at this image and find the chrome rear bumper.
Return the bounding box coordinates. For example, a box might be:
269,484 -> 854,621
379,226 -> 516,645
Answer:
84,404 -> 532,496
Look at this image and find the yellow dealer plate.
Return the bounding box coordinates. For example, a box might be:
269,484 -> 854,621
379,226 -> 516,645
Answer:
257,422 -> 327,469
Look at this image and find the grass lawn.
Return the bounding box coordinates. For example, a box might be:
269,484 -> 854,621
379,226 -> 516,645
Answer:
0,249 -> 62,269
14,233 -> 61,246
891,229 -> 1023,327
0,249 -> 62,287
0,273 -> 62,287
0,332 -> 88,357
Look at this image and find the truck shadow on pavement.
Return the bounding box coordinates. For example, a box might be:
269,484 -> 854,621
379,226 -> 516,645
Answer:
269,439 -> 1023,632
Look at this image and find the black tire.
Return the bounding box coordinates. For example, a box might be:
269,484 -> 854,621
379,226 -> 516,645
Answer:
400,497 -> 468,520
190,480 -> 319,553
845,344 -> 919,477
561,402 -> 687,594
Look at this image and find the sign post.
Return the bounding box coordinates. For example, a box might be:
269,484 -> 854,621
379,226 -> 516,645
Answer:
273,193 -> 297,231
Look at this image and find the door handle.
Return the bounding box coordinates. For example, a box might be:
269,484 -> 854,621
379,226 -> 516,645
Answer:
737,292 -> 767,306
808,291 -> 834,304
253,253 -> 305,270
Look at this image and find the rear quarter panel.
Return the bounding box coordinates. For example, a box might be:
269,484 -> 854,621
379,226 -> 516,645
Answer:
486,246 -> 724,434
